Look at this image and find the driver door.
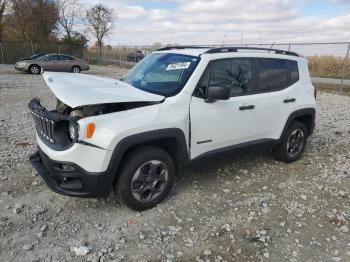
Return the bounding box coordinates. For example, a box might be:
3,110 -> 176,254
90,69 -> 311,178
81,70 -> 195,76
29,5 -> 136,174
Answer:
190,58 -> 257,159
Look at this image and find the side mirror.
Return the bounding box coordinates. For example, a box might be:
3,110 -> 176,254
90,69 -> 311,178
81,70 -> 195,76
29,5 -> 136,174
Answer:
205,86 -> 231,102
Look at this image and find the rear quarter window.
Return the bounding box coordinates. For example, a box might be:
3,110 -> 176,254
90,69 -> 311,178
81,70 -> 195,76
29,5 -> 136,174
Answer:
254,58 -> 299,93
288,60 -> 299,85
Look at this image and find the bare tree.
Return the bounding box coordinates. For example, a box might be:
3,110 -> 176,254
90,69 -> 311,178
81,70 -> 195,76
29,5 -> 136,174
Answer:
86,4 -> 113,64
0,0 -> 7,41
58,0 -> 80,40
10,0 -> 59,42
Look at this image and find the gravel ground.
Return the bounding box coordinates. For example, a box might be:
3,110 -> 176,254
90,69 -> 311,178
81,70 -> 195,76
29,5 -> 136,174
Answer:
0,64 -> 350,262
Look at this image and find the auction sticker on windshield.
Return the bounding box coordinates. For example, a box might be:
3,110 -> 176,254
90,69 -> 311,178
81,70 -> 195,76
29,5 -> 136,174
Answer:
166,62 -> 191,70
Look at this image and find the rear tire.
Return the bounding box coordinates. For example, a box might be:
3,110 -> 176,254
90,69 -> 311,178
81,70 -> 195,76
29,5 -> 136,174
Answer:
117,146 -> 175,211
28,65 -> 40,74
272,121 -> 308,163
71,65 -> 81,73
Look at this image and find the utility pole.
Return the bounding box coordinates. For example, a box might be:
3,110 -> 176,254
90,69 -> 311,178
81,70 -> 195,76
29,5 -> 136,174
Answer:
339,42 -> 350,95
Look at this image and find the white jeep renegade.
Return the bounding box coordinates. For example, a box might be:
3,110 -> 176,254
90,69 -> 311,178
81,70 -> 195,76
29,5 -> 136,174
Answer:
29,46 -> 316,210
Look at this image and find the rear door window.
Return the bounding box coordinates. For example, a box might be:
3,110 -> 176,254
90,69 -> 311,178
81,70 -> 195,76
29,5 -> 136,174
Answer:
59,55 -> 74,61
46,55 -> 59,62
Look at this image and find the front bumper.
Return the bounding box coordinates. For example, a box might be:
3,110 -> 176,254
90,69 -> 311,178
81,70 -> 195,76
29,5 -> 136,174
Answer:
15,64 -> 28,72
29,148 -> 114,197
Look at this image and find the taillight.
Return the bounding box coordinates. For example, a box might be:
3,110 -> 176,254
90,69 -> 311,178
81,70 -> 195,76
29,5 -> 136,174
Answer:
314,87 -> 317,99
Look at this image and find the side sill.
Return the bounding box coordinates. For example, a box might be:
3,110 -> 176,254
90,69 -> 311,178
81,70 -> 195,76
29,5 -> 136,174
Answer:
190,139 -> 278,165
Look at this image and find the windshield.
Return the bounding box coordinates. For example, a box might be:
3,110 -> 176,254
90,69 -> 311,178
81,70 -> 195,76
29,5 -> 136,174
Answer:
29,54 -> 46,60
122,53 -> 200,97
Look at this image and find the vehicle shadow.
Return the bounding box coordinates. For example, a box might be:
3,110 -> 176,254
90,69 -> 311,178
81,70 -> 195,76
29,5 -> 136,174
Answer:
170,149 -> 275,199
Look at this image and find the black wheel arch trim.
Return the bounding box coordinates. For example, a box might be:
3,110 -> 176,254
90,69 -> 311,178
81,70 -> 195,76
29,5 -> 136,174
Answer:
280,108 -> 316,140
107,128 -> 189,185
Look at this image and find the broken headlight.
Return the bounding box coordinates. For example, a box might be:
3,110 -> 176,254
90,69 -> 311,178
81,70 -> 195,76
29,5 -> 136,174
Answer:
67,121 -> 79,142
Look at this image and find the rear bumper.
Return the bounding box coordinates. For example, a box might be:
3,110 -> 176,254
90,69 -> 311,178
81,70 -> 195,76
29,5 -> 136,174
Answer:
29,149 -> 114,197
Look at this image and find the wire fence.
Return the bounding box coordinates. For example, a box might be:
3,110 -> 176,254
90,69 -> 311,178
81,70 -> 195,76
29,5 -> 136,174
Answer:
1,40 -> 349,94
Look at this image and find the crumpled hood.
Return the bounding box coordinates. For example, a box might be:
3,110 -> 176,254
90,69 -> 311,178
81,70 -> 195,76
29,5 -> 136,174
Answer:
42,72 -> 164,108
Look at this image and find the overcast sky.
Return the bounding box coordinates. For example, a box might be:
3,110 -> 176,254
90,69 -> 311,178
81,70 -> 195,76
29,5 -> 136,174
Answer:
80,0 -> 350,54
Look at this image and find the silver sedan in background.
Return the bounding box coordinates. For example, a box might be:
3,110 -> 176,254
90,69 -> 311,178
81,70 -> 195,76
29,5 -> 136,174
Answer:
15,54 -> 89,74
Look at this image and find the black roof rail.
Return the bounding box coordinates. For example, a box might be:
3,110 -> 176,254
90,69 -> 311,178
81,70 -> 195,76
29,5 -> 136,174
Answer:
204,46 -> 299,57
157,45 -> 212,51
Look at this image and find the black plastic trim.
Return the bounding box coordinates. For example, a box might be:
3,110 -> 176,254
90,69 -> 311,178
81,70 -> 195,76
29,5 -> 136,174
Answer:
77,140 -> 105,150
157,46 -> 212,51
29,149 -> 112,197
192,139 -> 278,164
197,139 -> 212,144
280,108 -> 316,138
283,98 -> 296,103
204,46 -> 299,57
108,128 -> 190,176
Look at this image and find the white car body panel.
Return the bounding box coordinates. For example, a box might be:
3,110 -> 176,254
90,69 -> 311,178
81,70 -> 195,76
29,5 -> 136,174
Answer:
77,94 -> 191,152
36,133 -> 113,173
42,72 -> 164,108
190,96 -> 255,159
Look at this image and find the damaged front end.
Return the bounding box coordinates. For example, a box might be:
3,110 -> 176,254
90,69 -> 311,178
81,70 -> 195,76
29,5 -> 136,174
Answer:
56,99 -> 159,119
29,98 -> 79,150
28,71 -> 166,198
28,98 -> 119,197
29,98 -> 160,151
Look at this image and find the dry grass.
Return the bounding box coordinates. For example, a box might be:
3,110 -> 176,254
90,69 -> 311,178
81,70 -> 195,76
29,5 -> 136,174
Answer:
86,46 -> 159,63
308,55 -> 350,79
314,83 -> 350,97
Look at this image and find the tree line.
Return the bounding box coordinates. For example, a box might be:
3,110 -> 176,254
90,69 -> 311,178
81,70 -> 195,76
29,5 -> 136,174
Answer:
0,0 -> 114,62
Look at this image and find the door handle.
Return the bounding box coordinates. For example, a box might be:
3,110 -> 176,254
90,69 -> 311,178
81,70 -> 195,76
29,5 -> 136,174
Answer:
239,105 -> 255,110
284,98 -> 296,103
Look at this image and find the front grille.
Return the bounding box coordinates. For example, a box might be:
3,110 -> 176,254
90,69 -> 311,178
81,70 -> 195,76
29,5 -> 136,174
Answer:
31,111 -> 55,143
29,98 -> 78,150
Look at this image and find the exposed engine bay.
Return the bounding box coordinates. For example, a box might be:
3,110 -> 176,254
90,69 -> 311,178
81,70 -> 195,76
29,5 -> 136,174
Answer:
56,99 -> 158,118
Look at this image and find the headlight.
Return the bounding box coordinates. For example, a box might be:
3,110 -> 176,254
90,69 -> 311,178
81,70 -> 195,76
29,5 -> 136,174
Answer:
17,61 -> 27,67
67,121 -> 78,142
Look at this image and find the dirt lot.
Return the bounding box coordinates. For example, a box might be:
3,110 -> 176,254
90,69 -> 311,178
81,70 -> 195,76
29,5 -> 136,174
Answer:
1,64 -> 350,262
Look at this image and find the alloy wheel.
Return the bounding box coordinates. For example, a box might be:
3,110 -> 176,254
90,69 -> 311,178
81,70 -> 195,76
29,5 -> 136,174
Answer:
30,66 -> 39,74
286,129 -> 305,158
131,160 -> 168,202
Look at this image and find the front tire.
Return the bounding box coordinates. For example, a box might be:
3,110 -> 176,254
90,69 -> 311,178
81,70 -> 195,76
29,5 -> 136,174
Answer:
273,121 -> 308,163
117,146 -> 175,211
71,65 -> 81,73
28,65 -> 40,74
